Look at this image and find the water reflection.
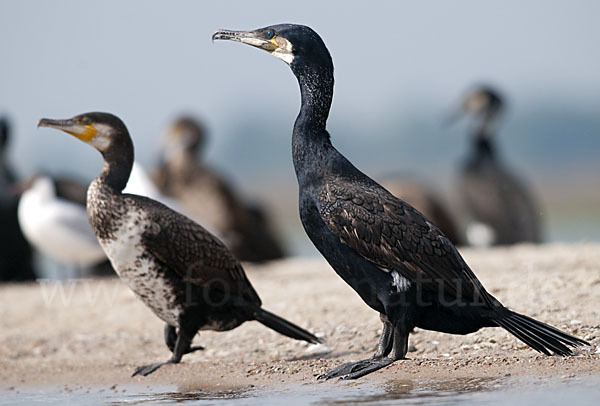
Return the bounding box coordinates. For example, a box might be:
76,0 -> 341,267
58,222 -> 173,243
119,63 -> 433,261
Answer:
318,377 -> 499,405
2,376 -> 599,405
106,387 -> 253,405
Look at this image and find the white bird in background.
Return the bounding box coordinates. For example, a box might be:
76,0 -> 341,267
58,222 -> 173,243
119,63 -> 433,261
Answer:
124,162 -> 187,213
18,163 -> 184,279
18,175 -> 106,276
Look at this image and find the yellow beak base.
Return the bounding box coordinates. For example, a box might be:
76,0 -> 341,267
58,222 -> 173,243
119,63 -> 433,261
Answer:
65,125 -> 98,142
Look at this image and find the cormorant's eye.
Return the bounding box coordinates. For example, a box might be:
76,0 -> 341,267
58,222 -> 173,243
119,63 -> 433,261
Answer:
265,30 -> 275,40
82,117 -> 92,125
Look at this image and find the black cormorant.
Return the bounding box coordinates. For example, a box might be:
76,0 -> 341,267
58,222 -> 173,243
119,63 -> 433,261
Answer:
213,24 -> 588,379
152,116 -> 285,262
0,117 -> 35,281
454,86 -> 542,246
38,112 -> 319,376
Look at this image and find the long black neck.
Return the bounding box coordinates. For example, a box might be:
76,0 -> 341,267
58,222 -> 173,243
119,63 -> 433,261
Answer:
471,111 -> 498,160
97,134 -> 134,193
292,57 -> 334,133
291,56 -> 337,180
473,134 -> 494,159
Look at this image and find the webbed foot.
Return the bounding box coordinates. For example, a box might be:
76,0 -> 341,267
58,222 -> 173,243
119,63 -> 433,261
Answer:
317,357 -> 396,380
132,358 -> 180,377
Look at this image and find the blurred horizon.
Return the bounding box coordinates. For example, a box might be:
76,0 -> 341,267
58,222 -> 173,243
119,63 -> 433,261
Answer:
1,0 -> 599,255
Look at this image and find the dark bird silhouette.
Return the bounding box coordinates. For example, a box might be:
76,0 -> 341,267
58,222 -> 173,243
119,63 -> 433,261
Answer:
152,116 -> 285,262
213,24 -> 588,379
38,112 -> 319,377
453,86 -> 542,246
0,116 -> 35,282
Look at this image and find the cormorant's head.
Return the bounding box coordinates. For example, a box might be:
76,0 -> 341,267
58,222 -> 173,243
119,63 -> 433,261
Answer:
446,85 -> 505,137
212,24 -> 332,71
461,86 -> 504,118
164,116 -> 206,156
38,112 -> 129,153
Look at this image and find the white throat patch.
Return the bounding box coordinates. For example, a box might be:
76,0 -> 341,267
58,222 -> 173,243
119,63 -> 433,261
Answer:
272,37 -> 294,65
90,123 -> 113,151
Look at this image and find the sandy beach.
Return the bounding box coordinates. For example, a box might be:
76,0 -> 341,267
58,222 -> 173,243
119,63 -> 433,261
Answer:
1,243 -> 599,392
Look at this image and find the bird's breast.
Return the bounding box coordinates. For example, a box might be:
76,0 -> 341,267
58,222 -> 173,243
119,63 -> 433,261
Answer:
97,205 -> 183,327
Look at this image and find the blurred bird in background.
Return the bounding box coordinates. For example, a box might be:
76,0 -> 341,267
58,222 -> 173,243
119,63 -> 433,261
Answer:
18,174 -> 111,278
152,116 -> 286,262
0,116 -> 35,282
451,86 -> 543,247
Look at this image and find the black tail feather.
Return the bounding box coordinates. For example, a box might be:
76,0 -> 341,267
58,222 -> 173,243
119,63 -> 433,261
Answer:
495,310 -> 589,356
254,308 -> 321,344
499,317 -> 558,355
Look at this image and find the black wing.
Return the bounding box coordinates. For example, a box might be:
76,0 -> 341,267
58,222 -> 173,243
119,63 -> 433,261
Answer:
317,177 -> 496,306
129,195 -> 262,306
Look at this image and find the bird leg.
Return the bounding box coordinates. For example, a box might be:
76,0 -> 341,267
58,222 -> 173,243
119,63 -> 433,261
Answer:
132,329 -> 193,377
318,319 -> 405,380
341,327 -> 408,380
164,324 -> 204,354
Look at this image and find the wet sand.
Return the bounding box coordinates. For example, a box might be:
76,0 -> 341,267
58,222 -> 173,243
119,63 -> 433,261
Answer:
0,243 -> 599,392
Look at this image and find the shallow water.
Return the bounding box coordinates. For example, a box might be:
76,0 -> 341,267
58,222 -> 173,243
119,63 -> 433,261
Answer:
2,375 -> 599,405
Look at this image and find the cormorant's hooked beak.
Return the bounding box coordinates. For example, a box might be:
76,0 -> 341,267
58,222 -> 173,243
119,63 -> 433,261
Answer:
212,29 -> 277,52
38,118 -> 98,143
212,28 -> 294,64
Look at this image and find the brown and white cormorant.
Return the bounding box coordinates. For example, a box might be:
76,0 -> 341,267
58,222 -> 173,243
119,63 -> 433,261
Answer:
213,24 -> 588,379
0,116 -> 35,282
454,86 -> 542,246
38,112 -> 319,376
152,116 -> 285,262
